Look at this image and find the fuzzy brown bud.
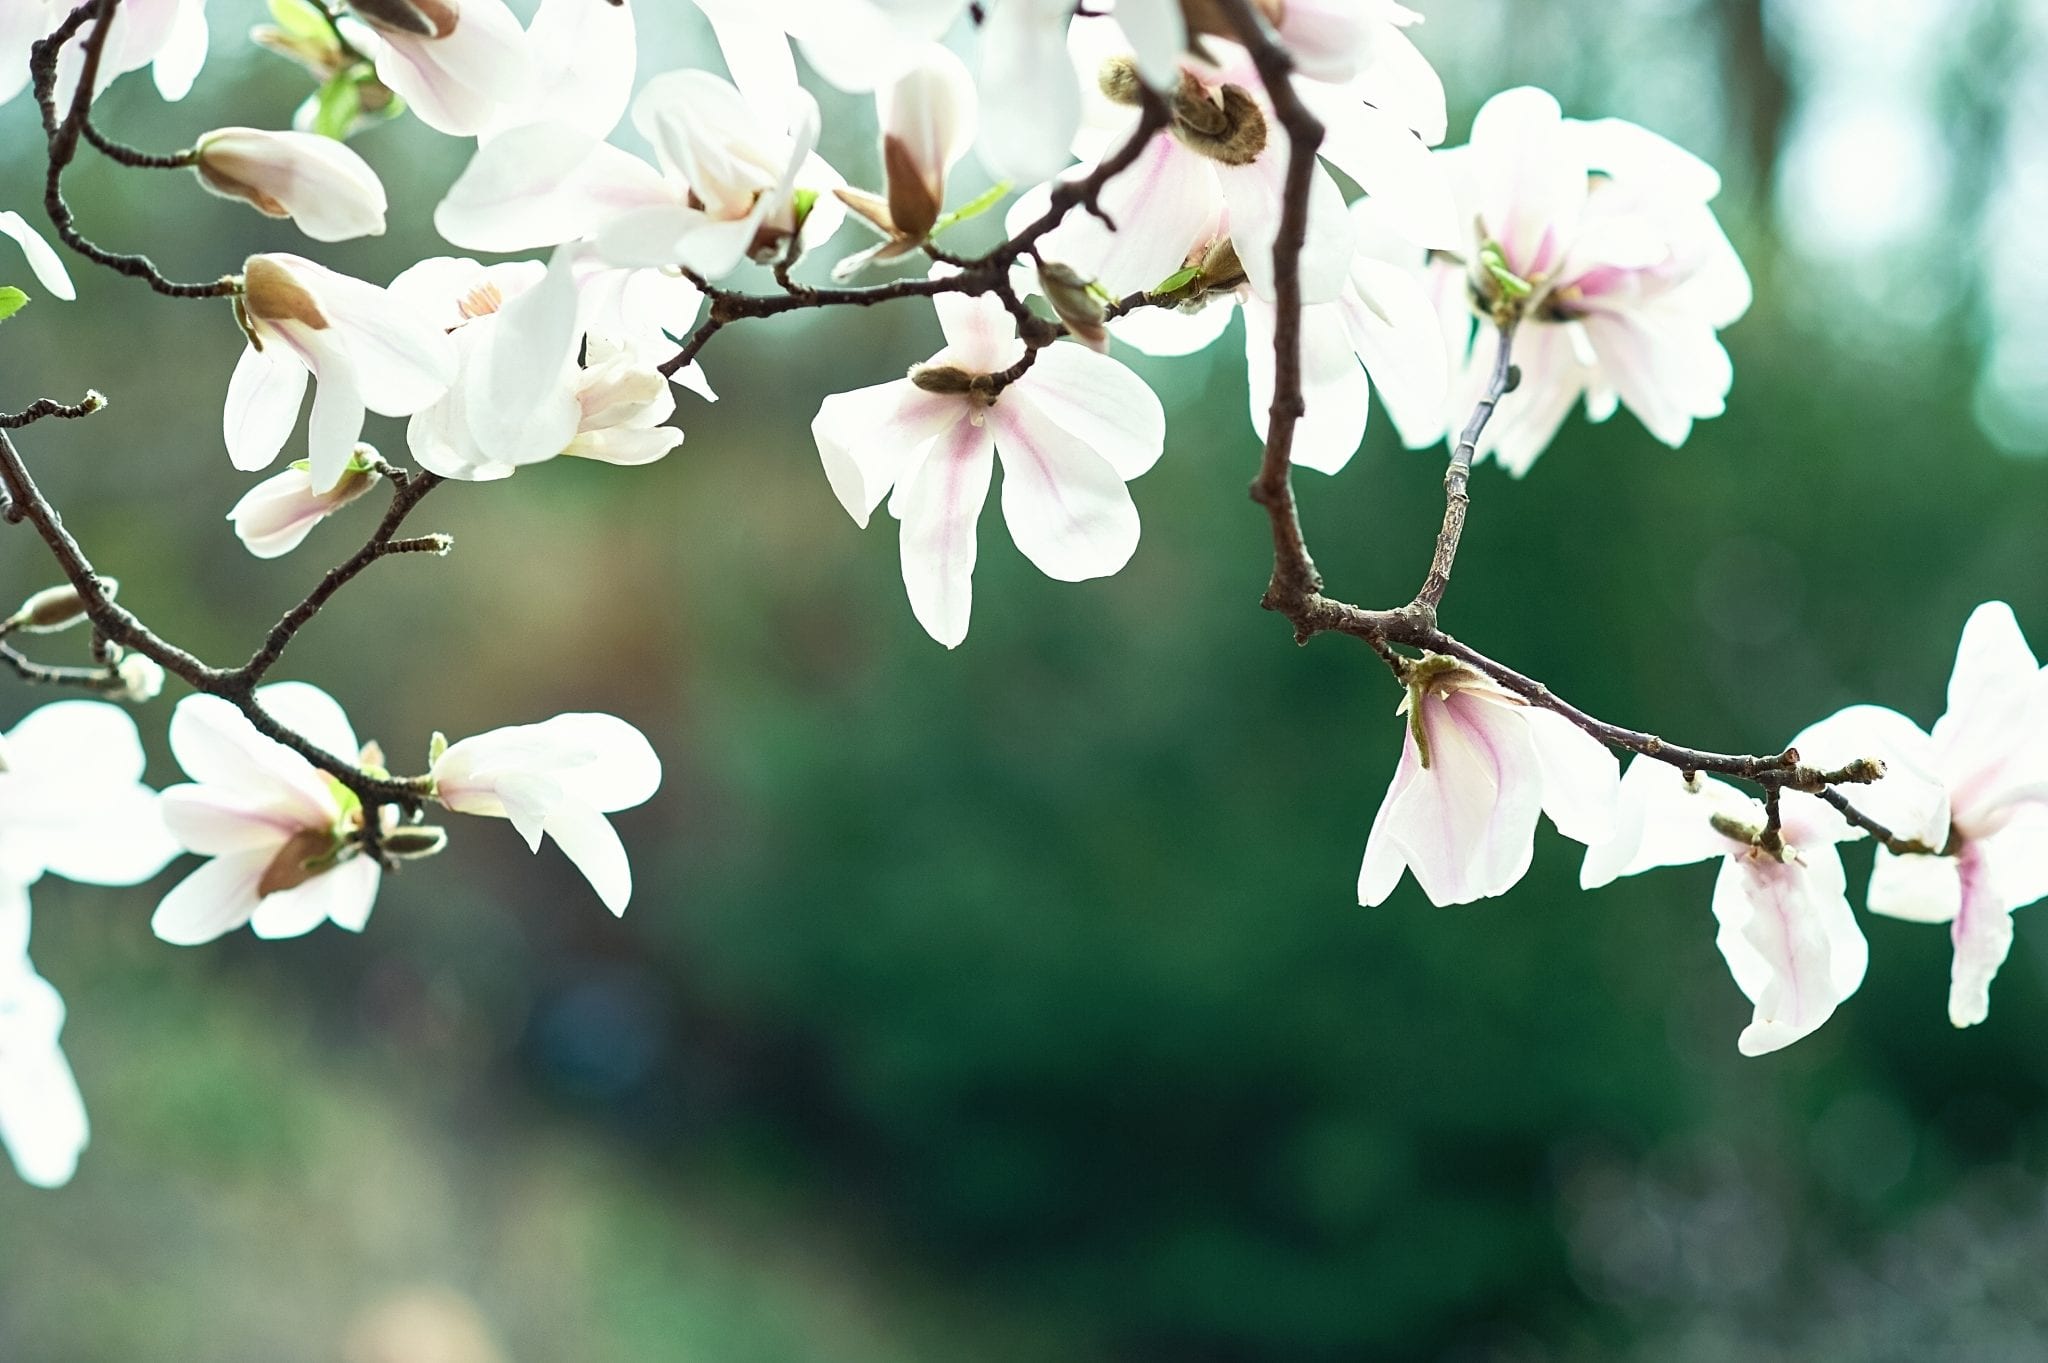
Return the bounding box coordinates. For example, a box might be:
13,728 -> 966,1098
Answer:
7,580 -> 115,634
1039,263 -> 1109,350
241,257 -> 331,330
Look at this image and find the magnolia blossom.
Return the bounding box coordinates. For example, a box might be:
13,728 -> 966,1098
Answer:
1359,659 -> 1617,907
229,460 -> 381,558
34,0 -> 208,110
1582,759 -> 1870,1056
810,287 -> 1165,647
1019,13 -> 1456,308
392,257 -> 684,480
225,253 -> 457,491
154,684 -> 386,944
342,0 -> 531,137
835,44 -> 977,280
193,128 -> 388,242
0,701 -> 178,1189
0,209 -> 76,302
430,713 -> 662,915
1797,603 -> 2048,1027
1418,86 -> 1751,473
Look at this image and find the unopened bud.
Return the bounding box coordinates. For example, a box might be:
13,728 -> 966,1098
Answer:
883,135 -> 942,241
114,653 -> 165,703
241,256 -> 331,329
1039,262 -> 1109,351
908,364 -> 998,404
381,825 -> 449,859
7,580 -> 114,634
1168,79 -> 1267,165
1098,57 -> 1145,107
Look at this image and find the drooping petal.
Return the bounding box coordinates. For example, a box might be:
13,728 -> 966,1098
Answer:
989,391 -> 1142,583
1523,707 -> 1619,846
0,210 -> 76,301
1009,342 -> 1166,479
1343,253 -> 1451,449
1867,847 -> 1962,924
0,974 -> 88,1188
1947,843 -> 2013,1028
542,797 -> 632,914
1378,685 -> 1545,906
894,414 -> 997,648
1580,756 -> 1753,889
250,855 -> 380,939
1712,843 -> 1865,1056
223,345 -> 309,473
304,360 -> 367,492
810,379 -> 960,527
1786,704 -> 1950,848
492,0 -> 636,141
150,849 -> 272,946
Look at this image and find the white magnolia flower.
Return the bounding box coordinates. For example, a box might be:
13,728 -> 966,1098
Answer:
193,128 -> 388,242
834,44 -> 977,280
225,253 -> 458,492
810,286 -> 1165,647
1018,13 -> 1456,308
0,700 -> 179,1189
0,947 -> 88,1190
393,257 -> 684,481
0,209 -> 76,302
1359,658 -> 1618,907
0,700 -> 179,892
480,0 -> 636,142
1797,602 -> 2048,1028
1582,758 -> 1868,1056
154,684 -> 386,944
430,713 -> 662,915
1417,86 -> 1751,474
38,0 -> 208,110
343,0 -> 532,137
229,461 -> 382,559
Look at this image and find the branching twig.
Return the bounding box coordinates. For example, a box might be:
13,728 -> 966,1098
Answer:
1414,321 -> 1518,615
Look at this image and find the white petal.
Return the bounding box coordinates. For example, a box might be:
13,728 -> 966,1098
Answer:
543,798 -> 632,914
1024,134 -> 1223,298
933,289 -> 1024,374
254,680 -> 360,763
463,246 -> 583,468
160,785 -> 297,856
436,126 -> 673,253
1867,847 -> 1961,925
223,345 -> 308,473
0,210 -> 75,301
1343,254 -> 1451,449
1467,86 -> 1587,279
990,391 -> 1142,582
1524,707 -> 1619,846
250,856 -> 379,938
168,694 -> 335,831
1785,704 -> 1949,848
1243,295 -> 1369,474
494,0 -> 636,141
1580,756 -> 1752,889
977,0 -> 1080,182
1948,843 -> 2014,1028
1382,686 -> 1544,906
895,414 -> 997,647
1307,95 -> 1460,250
1010,342 -> 1165,479
1218,155 -> 1353,305
810,380 -> 958,527
150,849 -> 271,945
0,976 -> 88,1188
1714,844 -> 1865,1056
1357,729 -> 1418,906
304,361 -> 367,492
693,2 -> 799,117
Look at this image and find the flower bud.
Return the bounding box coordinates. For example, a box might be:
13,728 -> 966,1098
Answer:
229,460 -> 381,559
1038,262 -> 1110,353
241,255 -> 333,330
115,654 -> 165,704
6,580 -> 114,634
195,128 -> 388,243
380,825 -> 449,859
346,0 -> 458,38
1167,79 -> 1267,165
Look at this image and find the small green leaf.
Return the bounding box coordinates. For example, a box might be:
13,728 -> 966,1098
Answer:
790,187 -> 818,231
311,72 -> 361,141
930,181 -> 1010,236
1148,266 -> 1201,296
0,288 -> 27,323
1477,240 -> 1532,300
427,730 -> 448,768
267,0 -> 334,46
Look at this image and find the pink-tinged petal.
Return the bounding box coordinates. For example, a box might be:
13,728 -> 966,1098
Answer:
1243,295 -> 1369,474
1382,686 -> 1543,906
1577,307 -> 1731,449
933,288 -> 1024,374
1786,704 -> 1949,848
168,694 -> 336,831
1933,602 -> 2046,826
161,785 -> 297,856
1467,86 -> 1587,279
224,345 -> 308,473
1867,847 -> 1961,925
360,0 -> 531,137
437,125 -> 674,253
0,210 -> 75,301
543,798 -> 632,915
1713,844 -> 1865,1056
1357,724 -> 1421,906
811,379 -> 959,527
1025,134 -> 1223,298
1011,342 -> 1166,479
978,0 -> 1080,181
150,849 -> 271,945
895,414 -> 997,648
1344,254 -> 1451,449
0,974 -> 87,1188
1581,756 -> 1752,889
1948,843 -> 2013,1028
250,855 -> 380,939
989,391 -> 1141,582
1466,321 -> 1588,476
1219,155 -> 1353,304
1306,95 -> 1460,250
1523,708 -> 1619,846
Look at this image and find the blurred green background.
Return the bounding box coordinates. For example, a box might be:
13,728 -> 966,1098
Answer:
6,1 -> 2048,1359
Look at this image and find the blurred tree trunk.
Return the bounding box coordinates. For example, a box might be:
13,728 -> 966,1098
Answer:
1716,0 -> 1791,201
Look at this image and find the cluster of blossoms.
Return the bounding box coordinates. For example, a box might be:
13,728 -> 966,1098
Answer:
0,0 -> 2035,1193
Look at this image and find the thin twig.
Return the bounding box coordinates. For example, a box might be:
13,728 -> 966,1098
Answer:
1414,321 -> 1518,615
